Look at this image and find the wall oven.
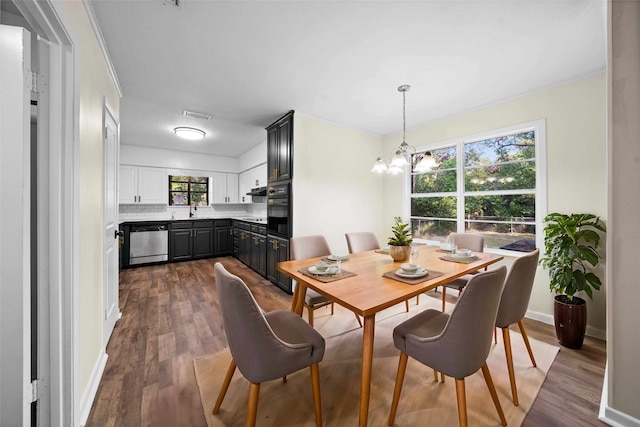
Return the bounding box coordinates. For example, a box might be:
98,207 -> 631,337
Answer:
267,183 -> 290,237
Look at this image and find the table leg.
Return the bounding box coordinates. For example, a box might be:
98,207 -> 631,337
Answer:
290,281 -> 301,312
292,283 -> 306,316
359,315 -> 375,427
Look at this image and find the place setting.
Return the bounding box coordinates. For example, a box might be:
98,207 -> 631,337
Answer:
439,247 -> 480,264
383,247 -> 444,284
299,259 -> 357,282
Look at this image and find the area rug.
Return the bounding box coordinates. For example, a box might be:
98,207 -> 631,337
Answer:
194,295 -> 559,426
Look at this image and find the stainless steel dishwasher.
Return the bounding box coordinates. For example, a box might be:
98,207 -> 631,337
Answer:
129,224 -> 169,265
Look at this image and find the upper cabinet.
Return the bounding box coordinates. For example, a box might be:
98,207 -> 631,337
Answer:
267,111 -> 293,183
238,170 -> 252,204
211,172 -> 239,204
250,163 -> 268,188
119,165 -> 167,205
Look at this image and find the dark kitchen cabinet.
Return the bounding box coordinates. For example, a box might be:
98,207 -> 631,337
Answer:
214,220 -> 233,256
237,223 -> 251,265
250,224 -> 267,277
267,111 -> 293,183
169,220 -> 214,261
267,235 -> 291,294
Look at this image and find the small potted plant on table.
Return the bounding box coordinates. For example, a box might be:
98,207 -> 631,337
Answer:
540,213 -> 606,349
388,217 -> 413,262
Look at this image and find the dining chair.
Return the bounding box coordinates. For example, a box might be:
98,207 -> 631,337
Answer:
440,232 -> 485,311
388,266 -> 508,427
291,235 -> 362,327
345,231 -> 413,313
495,249 -> 540,406
212,263 -> 325,427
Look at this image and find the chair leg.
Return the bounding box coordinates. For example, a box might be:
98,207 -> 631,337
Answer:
433,369 -> 439,382
213,359 -> 236,414
310,363 -> 323,427
388,351 -> 408,426
416,294 -> 420,305
354,313 -> 363,327
246,382 -> 260,427
502,327 -> 519,406
494,327 -> 497,344
440,372 -> 445,383
307,304 -> 314,327
442,287 -> 447,312
481,363 -> 507,426
405,299 -> 409,312
517,319 -> 537,367
454,378 -> 468,427
330,302 -> 334,315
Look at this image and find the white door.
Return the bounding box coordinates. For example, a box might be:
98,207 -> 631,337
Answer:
0,24 -> 33,426
103,105 -> 120,346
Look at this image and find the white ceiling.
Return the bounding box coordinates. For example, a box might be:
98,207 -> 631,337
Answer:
89,0 -> 605,158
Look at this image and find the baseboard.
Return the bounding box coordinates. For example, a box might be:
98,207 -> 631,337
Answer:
599,364 -> 640,427
78,349 -> 108,427
524,309 -> 606,340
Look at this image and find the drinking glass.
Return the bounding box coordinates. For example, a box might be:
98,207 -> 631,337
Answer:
410,247 -> 420,265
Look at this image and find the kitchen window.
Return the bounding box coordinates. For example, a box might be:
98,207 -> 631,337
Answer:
169,175 -> 209,206
409,120 -> 546,252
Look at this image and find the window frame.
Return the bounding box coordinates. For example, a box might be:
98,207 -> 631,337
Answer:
168,174 -> 210,207
403,119 -> 547,256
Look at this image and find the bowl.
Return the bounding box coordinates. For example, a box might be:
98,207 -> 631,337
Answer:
315,261 -> 330,271
456,249 -> 472,257
400,263 -> 419,273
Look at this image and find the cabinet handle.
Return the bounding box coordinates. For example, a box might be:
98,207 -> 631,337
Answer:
139,195 -> 141,203
229,229 -> 233,236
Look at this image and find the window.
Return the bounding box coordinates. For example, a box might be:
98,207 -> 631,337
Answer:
169,175 -> 209,206
409,120 -> 545,252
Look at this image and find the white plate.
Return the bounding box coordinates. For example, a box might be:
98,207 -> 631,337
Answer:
328,254 -> 349,261
309,266 -> 340,276
450,253 -> 477,260
395,268 -> 428,278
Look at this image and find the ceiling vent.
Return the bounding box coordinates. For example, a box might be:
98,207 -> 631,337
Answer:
182,110 -> 212,120
163,0 -> 181,7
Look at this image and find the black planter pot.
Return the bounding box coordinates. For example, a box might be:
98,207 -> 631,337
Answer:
553,295 -> 587,349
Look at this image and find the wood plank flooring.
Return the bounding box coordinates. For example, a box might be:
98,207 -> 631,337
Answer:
85,257 -> 607,426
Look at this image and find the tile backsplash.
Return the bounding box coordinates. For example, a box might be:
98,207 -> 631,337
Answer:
119,203 -> 267,221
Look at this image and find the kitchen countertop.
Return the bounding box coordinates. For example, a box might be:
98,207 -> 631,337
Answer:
119,216 -> 267,225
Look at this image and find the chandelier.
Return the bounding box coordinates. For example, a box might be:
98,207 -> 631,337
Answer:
371,85 -> 436,174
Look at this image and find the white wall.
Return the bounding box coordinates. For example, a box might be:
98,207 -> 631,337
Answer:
52,0 -> 121,416
120,144 -> 239,173
605,1 -> 640,424
239,139 -> 267,172
292,113 -> 385,254
382,74 -> 607,337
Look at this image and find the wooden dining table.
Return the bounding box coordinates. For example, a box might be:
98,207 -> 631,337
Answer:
277,245 -> 504,427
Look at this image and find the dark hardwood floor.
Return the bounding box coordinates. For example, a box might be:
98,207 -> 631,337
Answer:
85,257 -> 607,426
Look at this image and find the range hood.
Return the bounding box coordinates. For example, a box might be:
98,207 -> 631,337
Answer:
246,186 -> 267,196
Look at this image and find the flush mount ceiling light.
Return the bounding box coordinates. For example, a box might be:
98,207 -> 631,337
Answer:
174,127 -> 205,140
371,85 -> 436,174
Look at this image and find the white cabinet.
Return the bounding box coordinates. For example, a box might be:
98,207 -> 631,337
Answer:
250,163 -> 268,189
119,165 -> 167,205
211,172 -> 239,204
238,170 -> 252,204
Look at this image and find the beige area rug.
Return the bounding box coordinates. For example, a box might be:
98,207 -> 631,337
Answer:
194,295 -> 559,426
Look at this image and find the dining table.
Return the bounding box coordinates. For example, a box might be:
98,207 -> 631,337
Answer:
277,245 -> 504,427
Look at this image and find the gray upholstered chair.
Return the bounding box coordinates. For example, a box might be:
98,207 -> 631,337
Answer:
345,231 -> 381,253
441,233 -> 485,311
291,235 -> 362,327
345,231 -> 414,313
212,263 -> 325,426
495,249 -> 540,406
388,266 -> 508,427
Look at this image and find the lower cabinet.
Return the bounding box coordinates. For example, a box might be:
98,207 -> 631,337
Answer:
237,224 -> 251,265
250,229 -> 267,277
214,220 -> 233,256
267,235 -> 291,294
169,221 -> 214,261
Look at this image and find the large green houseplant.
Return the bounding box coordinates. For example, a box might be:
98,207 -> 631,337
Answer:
540,213 -> 606,349
388,217 -> 413,261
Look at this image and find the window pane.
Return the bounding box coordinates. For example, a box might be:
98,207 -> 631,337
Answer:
411,196 -> 457,218
413,169 -> 457,193
170,182 -> 188,191
464,131 -> 535,167
465,194 -> 535,222
411,218 -> 457,241
465,159 -> 535,191
191,183 -> 207,192
170,192 -> 188,206
464,222 -> 536,249
191,176 -> 208,184
170,175 -> 190,183
191,192 -> 208,206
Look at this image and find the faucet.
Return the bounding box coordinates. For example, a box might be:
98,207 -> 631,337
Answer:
189,203 -> 194,218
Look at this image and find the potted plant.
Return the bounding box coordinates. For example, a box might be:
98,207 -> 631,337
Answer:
388,217 -> 413,262
540,213 -> 606,349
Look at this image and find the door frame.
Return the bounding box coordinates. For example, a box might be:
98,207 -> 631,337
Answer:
8,1 -> 79,425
